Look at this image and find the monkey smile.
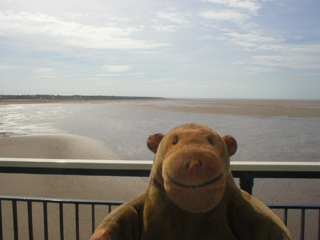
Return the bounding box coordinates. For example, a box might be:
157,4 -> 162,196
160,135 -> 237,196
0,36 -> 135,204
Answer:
166,173 -> 224,189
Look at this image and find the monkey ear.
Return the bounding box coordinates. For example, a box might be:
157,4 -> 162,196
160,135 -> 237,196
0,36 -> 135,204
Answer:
147,133 -> 165,154
222,135 -> 237,157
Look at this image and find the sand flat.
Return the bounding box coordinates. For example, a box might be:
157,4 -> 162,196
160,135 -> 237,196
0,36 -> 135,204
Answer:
0,134 -> 147,200
145,99 -> 320,117
0,134 -> 119,159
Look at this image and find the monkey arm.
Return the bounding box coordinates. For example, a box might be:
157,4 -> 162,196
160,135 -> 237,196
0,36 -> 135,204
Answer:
231,190 -> 293,240
90,196 -> 145,240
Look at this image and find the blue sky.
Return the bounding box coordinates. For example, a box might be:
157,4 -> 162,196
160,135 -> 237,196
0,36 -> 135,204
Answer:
0,0 -> 319,99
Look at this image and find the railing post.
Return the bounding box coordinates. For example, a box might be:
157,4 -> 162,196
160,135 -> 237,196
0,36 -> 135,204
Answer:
43,202 -> 48,240
239,172 -> 254,195
12,200 -> 18,240
0,200 -> 2,240
27,201 -> 33,240
59,203 -> 64,240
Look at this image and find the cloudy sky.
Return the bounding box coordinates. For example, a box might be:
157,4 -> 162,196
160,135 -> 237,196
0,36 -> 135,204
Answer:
0,0 -> 319,99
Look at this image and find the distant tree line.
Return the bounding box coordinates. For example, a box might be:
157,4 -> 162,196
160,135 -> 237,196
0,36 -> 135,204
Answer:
0,94 -> 162,101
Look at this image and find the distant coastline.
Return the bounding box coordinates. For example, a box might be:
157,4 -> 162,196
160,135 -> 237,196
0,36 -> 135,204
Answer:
0,94 -> 163,104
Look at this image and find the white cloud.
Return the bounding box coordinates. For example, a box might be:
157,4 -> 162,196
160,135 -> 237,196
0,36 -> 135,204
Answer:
152,24 -> 180,32
129,72 -> 147,77
197,35 -> 215,40
63,13 -> 90,20
144,78 -> 190,87
32,68 -> 55,74
202,0 -> 261,15
245,66 -> 281,74
156,12 -> 189,24
221,31 -> 280,50
252,55 -> 320,70
220,30 -> 320,55
110,17 -> 131,22
199,9 -> 249,23
32,68 -> 57,79
102,65 -> 132,72
0,11 -> 167,49
96,72 -> 147,78
152,12 -> 189,32
35,75 -> 57,79
199,1 -> 320,74
98,65 -> 147,78
226,32 -> 277,44
96,73 -> 121,77
130,50 -> 161,54
259,44 -> 320,54
219,30 -> 320,70
0,65 -> 14,70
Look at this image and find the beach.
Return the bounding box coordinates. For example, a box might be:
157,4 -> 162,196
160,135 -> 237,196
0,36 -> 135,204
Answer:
0,133 -> 147,200
0,98 -> 319,239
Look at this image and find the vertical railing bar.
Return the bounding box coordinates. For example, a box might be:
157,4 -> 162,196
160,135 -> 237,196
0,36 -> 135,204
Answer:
59,203 -> 64,240
108,204 -> 111,213
27,201 -> 33,240
318,209 -> 320,240
75,203 -> 79,240
43,202 -> 48,240
12,200 -> 18,240
239,173 -> 254,195
300,208 -> 305,240
0,200 -> 3,240
284,208 -> 288,226
91,204 -> 95,234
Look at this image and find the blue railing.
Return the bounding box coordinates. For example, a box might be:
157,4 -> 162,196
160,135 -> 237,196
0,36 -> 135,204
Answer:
0,158 -> 319,240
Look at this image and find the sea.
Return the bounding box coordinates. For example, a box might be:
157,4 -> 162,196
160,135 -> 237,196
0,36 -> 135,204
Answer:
0,98 -> 319,162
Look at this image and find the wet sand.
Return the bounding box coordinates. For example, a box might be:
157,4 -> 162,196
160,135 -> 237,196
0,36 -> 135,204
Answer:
143,98 -> 320,117
0,134 -> 147,200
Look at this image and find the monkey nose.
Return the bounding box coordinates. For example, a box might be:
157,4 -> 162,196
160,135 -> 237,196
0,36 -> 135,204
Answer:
186,160 -> 203,169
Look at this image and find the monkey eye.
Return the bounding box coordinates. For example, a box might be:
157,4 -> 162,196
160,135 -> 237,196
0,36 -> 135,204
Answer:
208,137 -> 214,145
173,137 -> 179,145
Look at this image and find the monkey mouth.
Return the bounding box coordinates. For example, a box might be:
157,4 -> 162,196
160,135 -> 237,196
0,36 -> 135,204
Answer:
166,173 -> 224,189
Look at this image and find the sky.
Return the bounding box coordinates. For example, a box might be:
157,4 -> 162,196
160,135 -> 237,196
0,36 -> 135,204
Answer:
0,0 -> 320,99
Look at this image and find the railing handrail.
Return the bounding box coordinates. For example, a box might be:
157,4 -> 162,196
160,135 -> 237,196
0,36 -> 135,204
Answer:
1,158 -> 320,172
1,158 -> 319,194
0,158 -> 153,170
0,195 -> 125,205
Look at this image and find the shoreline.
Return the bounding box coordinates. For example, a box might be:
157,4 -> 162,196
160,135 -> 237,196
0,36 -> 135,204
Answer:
0,96 -> 163,105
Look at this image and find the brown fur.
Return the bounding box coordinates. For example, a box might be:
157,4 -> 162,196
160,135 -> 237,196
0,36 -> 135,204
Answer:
90,123 -> 292,240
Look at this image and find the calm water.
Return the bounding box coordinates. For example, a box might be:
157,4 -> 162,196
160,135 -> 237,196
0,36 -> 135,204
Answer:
0,99 -> 319,162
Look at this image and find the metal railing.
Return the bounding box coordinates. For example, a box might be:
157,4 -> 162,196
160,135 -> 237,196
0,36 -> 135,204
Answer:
0,196 -> 124,240
1,158 -> 320,240
268,204 -> 320,240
